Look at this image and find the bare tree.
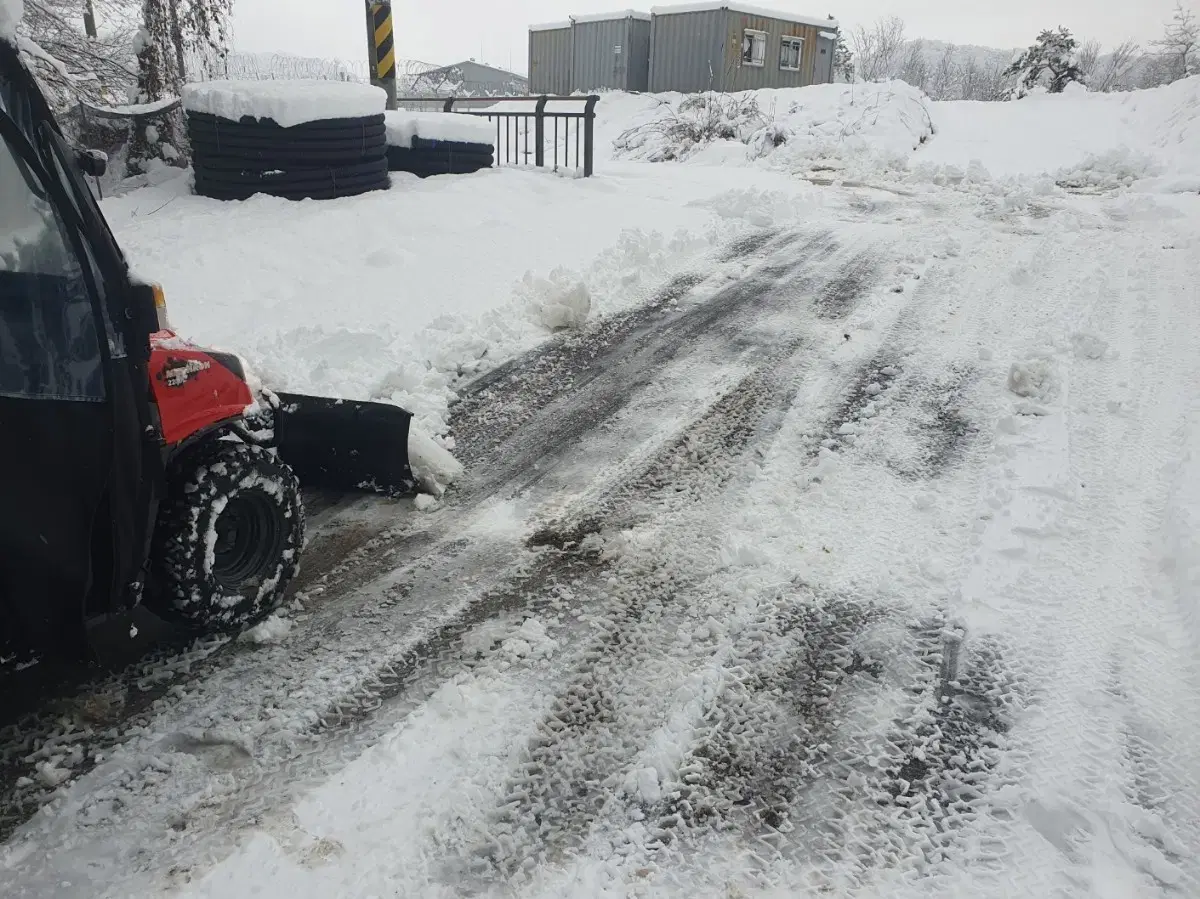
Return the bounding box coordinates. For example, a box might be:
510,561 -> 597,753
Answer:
927,43 -> 958,100
958,56 -> 1010,102
1091,39 -> 1143,91
130,0 -> 232,173
899,38 -> 929,92
1077,39 -> 1101,84
849,16 -> 906,82
22,0 -> 140,105
1152,2 -> 1199,82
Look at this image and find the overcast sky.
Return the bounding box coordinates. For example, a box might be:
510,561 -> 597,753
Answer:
231,0 -> 1185,74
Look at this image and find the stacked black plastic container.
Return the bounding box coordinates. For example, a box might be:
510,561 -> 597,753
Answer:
386,136 -> 494,177
188,112 -> 390,201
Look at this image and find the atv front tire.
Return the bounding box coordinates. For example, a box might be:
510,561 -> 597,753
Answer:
151,441 -> 304,634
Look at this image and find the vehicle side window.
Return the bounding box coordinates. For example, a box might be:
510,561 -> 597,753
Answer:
0,130 -> 105,401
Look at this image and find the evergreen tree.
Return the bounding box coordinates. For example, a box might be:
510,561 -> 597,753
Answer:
1005,27 -> 1085,99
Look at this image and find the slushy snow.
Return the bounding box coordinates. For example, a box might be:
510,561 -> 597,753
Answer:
182,80 -> 386,127
384,110 -> 494,147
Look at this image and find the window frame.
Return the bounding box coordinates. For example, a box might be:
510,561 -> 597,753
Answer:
780,37 -> 805,72
741,29 -> 768,68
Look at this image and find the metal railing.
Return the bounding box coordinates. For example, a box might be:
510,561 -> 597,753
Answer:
394,95 -> 601,177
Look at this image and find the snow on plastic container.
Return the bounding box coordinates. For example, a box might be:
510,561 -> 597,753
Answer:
384,110 -> 495,148
383,110 -> 495,178
183,79 -> 386,129
182,79 -> 391,202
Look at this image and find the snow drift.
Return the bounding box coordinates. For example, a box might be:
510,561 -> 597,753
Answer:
919,75 -> 1200,188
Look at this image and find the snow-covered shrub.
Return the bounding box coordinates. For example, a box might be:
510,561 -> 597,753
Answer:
612,92 -> 768,162
612,82 -> 933,181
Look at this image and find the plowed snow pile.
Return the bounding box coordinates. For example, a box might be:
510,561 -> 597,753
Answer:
611,81 -> 934,178
918,76 -> 1200,189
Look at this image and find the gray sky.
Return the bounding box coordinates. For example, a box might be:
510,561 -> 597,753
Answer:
231,0 -> 1184,74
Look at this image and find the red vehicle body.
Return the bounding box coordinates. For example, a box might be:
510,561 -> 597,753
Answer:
149,331 -> 255,447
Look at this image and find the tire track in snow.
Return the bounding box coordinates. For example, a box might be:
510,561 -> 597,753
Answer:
0,230 -> 829,841
465,340 -> 820,879
0,231 -> 873,887
431,244 -> 896,885
297,230 -> 839,605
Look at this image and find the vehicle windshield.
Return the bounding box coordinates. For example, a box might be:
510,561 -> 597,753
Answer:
0,117 -> 105,401
0,120 -> 70,273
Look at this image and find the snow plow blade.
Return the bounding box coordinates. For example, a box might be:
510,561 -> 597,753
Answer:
272,393 -> 416,495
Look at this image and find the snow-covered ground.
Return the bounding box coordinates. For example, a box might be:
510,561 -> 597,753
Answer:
3,79 -> 1200,898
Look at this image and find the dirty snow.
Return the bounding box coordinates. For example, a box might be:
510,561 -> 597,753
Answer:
384,109 -> 494,147
181,80 -> 385,127
4,73 -> 1200,899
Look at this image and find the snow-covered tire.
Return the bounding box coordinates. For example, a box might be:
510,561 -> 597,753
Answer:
150,441 -> 304,634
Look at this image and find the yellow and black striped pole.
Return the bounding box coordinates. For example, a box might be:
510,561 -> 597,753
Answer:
366,0 -> 397,109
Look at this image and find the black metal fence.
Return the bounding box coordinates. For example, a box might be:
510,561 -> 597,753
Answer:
393,95 -> 601,177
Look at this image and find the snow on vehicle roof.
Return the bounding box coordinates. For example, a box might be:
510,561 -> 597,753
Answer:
182,80 -> 386,128
572,10 -> 652,23
650,2 -> 836,29
384,109 -> 494,148
530,20 -> 572,31
0,0 -> 23,40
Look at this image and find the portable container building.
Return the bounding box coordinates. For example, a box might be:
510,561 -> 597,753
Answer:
529,21 -> 573,94
647,3 -> 838,93
571,11 -> 653,92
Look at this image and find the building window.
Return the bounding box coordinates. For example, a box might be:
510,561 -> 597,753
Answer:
742,30 -> 767,67
780,37 -> 804,71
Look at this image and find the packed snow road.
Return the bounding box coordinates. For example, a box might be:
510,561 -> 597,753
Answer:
4,170 -> 1200,897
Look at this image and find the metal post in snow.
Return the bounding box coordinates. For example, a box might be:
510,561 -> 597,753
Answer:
582,95 -> 598,177
366,1 -> 398,110
534,96 -> 548,168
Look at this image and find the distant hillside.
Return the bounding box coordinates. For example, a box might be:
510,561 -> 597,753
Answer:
849,25 -> 1166,99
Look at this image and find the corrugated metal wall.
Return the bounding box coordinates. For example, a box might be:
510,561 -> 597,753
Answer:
648,8 -> 727,94
814,34 -> 835,84
529,27 -> 572,95
628,18 -> 651,92
719,12 -> 823,92
573,18 -> 644,92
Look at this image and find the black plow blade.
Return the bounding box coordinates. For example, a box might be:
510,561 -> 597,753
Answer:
272,392 -> 416,495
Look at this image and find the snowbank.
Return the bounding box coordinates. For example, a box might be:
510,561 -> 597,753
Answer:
182,80 -> 386,128
0,0 -> 22,39
384,110 -> 494,147
921,76 -> 1200,185
611,81 -> 933,178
